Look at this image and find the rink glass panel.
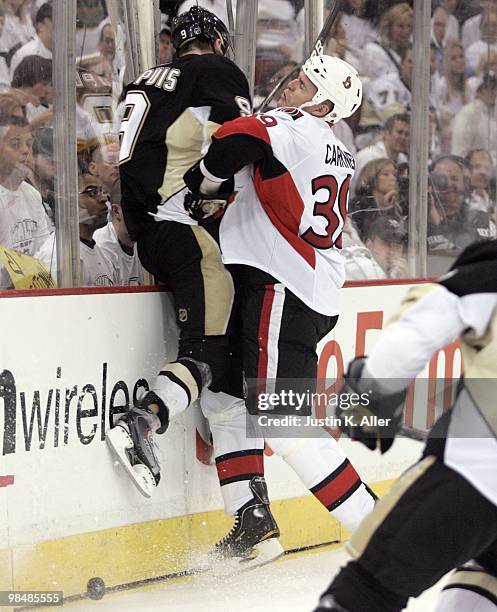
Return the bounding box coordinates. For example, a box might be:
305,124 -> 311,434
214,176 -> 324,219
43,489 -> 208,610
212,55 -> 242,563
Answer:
0,0 -> 56,290
4,0 -> 497,290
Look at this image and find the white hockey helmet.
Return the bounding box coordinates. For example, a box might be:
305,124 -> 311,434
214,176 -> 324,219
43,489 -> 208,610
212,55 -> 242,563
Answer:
302,54 -> 362,124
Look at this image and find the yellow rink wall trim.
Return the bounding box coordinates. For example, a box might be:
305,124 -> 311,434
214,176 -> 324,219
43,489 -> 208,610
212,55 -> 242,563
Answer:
1,481 -> 393,599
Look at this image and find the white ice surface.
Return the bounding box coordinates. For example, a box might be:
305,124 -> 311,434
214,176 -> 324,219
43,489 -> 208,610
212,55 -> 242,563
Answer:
61,544 -> 445,612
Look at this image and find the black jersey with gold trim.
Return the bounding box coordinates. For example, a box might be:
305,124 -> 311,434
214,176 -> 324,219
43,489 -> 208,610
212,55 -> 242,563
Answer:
119,53 -> 251,239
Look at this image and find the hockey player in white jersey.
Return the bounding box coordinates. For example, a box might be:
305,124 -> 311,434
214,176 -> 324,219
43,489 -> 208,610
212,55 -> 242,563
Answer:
313,239 -> 497,612
184,55 -> 377,559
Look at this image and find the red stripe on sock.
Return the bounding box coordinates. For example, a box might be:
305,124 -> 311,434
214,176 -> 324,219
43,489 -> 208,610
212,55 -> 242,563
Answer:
0,475 -> 14,488
216,454 -> 264,481
313,463 -> 360,509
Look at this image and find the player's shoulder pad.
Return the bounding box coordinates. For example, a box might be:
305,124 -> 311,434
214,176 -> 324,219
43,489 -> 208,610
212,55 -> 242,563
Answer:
437,240 -> 497,297
195,53 -> 247,78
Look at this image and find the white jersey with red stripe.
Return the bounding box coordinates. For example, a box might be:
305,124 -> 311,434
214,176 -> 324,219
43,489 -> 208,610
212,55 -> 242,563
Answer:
217,108 -> 356,316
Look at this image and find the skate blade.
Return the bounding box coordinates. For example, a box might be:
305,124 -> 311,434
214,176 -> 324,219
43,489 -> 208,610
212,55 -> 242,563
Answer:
238,537 -> 285,570
204,538 -> 285,577
106,425 -> 157,498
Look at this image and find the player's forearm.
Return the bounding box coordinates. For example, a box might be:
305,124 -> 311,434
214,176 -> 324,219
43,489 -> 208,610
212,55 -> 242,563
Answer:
201,133 -> 265,182
364,285 -> 464,392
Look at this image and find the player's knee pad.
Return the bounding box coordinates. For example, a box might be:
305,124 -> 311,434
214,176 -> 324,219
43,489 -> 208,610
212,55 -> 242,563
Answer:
434,562 -> 497,611
178,335 -> 233,391
200,390 -> 246,424
266,431 -> 334,460
264,436 -> 309,459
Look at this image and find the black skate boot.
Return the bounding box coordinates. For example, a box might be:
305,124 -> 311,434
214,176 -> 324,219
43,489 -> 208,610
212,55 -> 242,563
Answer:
106,391 -> 169,498
214,476 -> 284,569
313,593 -> 350,611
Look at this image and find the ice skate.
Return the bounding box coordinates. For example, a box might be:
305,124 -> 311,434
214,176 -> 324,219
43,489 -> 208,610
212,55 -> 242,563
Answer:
213,476 -> 284,570
106,392 -> 168,498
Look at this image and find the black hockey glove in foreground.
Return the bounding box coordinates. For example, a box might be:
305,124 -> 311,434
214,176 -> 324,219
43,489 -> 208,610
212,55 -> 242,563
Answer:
336,357 -> 407,454
184,191 -> 231,222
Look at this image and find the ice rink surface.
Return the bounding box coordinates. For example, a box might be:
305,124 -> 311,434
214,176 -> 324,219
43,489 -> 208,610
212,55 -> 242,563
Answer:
61,544 -> 445,612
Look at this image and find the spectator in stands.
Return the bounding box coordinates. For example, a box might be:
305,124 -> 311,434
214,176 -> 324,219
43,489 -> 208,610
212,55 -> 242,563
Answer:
361,3 -> 413,82
367,44 -> 413,119
91,19 -> 125,101
341,217 -> 387,280
340,0 -> 378,69
467,48 -> 497,100
364,215 -> 408,278
94,180 -> 144,286
452,71 -> 497,162
349,157 -> 404,242
32,126 -> 54,222
78,137 -> 119,194
0,5 -> 10,90
0,115 -> 51,257
462,0 -> 497,49
159,20 -> 173,64
354,113 -> 410,188
428,154 -> 496,252
431,5 -> 449,75
0,88 -> 32,120
11,55 -> 52,124
2,0 -> 35,57
432,39 -> 468,153
36,172 -> 118,286
89,139 -> 119,193
91,22 -> 116,82
437,0 -> 460,44
465,148 -> 495,214
10,1 -> 51,79
255,0 -> 298,96
466,9 -> 497,74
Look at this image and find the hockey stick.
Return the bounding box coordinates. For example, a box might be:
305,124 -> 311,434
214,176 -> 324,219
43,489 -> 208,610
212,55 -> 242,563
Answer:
258,0 -> 344,112
226,0 -> 235,38
400,424 -> 428,442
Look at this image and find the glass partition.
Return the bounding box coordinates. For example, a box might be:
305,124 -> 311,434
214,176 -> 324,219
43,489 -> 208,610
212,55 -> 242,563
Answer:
73,0 -> 145,286
0,0 -> 56,289
3,0 -> 495,289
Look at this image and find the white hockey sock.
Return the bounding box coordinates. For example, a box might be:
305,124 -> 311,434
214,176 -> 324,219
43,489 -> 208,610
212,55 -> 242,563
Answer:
267,434 -> 375,531
201,389 -> 265,515
151,373 -> 190,419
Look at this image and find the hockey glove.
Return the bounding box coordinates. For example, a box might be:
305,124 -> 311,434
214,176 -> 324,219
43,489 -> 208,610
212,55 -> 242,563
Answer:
184,191 -> 231,222
336,357 -> 407,453
183,160 -> 234,221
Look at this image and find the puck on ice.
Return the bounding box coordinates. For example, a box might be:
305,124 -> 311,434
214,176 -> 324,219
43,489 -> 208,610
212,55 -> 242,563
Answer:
87,577 -> 106,600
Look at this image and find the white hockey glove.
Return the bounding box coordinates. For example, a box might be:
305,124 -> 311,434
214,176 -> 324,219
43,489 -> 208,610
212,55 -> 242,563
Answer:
336,357 -> 407,454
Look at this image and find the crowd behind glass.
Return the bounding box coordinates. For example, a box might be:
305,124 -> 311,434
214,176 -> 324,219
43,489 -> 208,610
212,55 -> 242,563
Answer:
0,0 -> 495,289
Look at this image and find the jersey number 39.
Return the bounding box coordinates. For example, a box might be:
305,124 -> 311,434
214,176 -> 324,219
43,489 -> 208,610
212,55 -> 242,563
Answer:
301,174 -> 351,249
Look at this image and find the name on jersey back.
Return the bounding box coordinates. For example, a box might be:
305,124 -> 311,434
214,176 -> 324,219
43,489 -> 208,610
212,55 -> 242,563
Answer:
325,144 -> 355,170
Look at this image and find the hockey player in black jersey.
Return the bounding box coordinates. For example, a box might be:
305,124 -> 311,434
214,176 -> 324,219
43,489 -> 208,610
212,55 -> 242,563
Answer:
313,240 -> 497,612
106,5 -> 283,569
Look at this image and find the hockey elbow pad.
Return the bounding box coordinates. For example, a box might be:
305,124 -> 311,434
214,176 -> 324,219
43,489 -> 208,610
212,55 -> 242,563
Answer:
336,357 -> 407,454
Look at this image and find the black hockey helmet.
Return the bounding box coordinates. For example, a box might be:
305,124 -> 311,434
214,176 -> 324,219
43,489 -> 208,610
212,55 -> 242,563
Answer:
171,6 -> 231,55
